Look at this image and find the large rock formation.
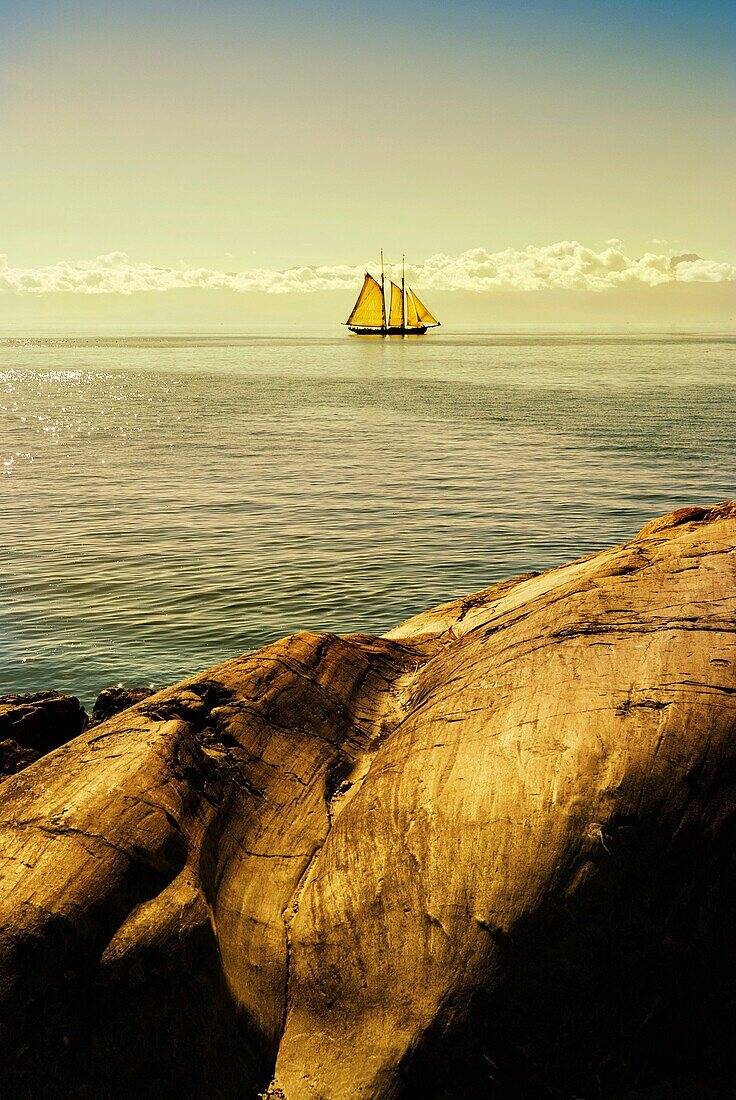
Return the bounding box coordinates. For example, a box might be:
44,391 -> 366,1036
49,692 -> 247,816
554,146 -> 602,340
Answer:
0,503 -> 734,1099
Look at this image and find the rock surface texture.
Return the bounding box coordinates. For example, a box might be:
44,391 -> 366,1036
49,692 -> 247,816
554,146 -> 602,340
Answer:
0,691 -> 86,782
0,503 -> 735,1099
88,684 -> 155,727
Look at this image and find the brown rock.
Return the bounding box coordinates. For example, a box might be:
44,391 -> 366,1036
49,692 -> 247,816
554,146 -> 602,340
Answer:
0,691 -> 86,780
0,738 -> 39,779
88,684 -> 155,726
0,503 -> 734,1099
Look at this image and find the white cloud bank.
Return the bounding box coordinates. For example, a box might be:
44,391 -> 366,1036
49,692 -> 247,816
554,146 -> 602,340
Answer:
1,243 -> 735,296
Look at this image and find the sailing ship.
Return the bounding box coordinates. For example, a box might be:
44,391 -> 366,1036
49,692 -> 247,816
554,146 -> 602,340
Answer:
345,252 -> 440,335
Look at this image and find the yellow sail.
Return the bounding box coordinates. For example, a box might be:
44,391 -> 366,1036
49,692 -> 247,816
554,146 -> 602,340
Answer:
388,281 -> 404,328
405,290 -> 421,328
346,273 -> 385,328
408,288 -> 439,327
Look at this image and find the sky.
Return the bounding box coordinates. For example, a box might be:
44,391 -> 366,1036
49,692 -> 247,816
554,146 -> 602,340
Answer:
1,0 -> 735,325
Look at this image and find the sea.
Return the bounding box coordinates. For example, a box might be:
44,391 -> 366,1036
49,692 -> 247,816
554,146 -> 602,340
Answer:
1,327 -> 734,706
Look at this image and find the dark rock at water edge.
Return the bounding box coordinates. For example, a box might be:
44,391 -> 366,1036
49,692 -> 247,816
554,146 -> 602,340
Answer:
0,685 -> 158,781
0,691 -> 86,781
88,685 -> 155,727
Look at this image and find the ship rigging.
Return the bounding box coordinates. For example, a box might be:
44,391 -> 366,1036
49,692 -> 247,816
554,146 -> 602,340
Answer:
345,252 -> 440,335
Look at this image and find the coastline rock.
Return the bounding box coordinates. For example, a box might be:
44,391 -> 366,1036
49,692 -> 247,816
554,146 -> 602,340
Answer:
88,685 -> 155,727
0,502 -> 735,1098
0,691 -> 86,781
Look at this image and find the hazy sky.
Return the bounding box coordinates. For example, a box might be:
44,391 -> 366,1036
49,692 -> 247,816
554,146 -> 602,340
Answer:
1,0 -> 734,322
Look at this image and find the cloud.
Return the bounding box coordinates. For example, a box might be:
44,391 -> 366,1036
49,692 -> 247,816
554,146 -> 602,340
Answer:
1,243 -> 735,296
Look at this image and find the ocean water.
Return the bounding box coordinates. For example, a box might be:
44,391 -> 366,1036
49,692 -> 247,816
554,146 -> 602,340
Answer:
1,327 -> 734,705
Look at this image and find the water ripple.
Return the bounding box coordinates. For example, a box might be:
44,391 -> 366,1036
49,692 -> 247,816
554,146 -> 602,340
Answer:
1,330 -> 734,704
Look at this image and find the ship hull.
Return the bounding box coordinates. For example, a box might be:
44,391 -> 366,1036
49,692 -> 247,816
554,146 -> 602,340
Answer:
347,326 -> 428,336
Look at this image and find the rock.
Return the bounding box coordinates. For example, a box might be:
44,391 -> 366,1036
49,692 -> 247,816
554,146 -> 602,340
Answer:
0,691 -> 87,780
0,502 -> 734,1099
88,685 -> 155,727
0,738 -> 39,779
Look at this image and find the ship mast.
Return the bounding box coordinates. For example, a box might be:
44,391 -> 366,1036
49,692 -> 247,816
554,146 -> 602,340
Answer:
380,248 -> 386,332
401,254 -> 406,332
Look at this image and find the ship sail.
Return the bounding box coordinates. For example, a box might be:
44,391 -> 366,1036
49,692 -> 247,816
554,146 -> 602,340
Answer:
405,290 -> 422,328
346,273 -> 385,328
388,281 -> 404,328
345,259 -> 439,333
408,288 -> 439,327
